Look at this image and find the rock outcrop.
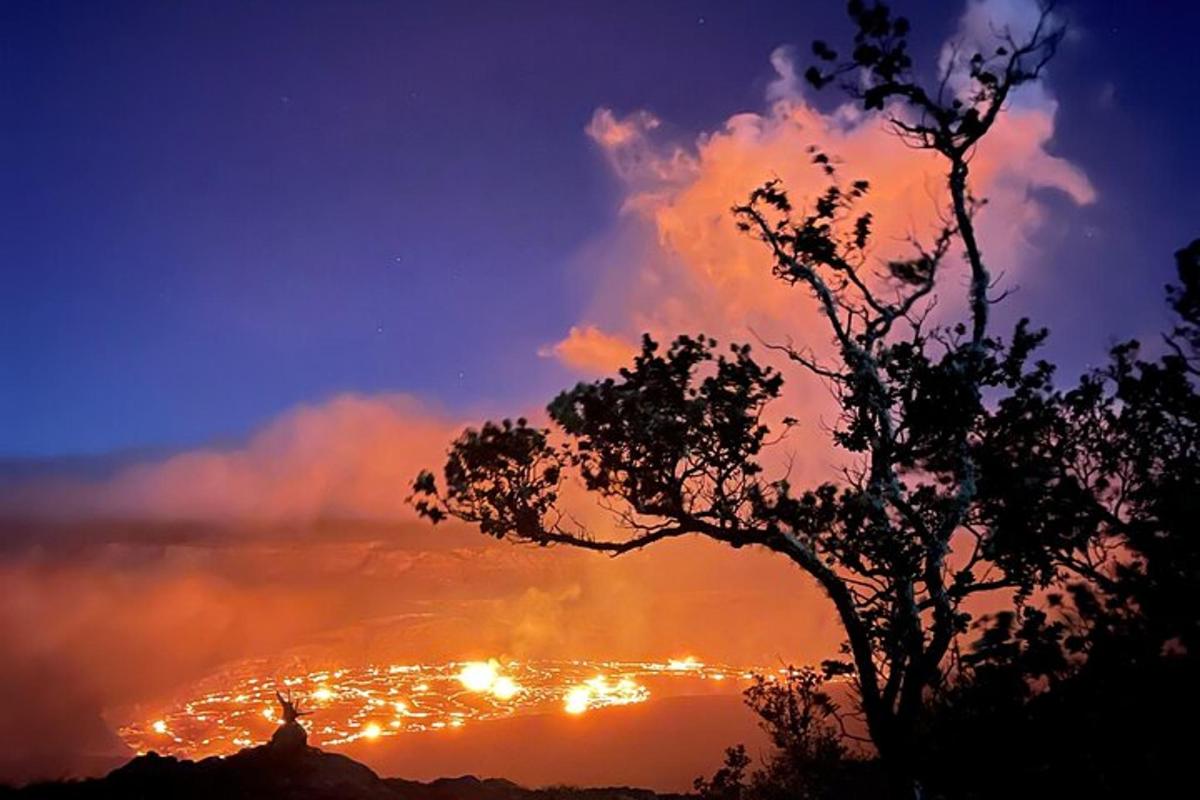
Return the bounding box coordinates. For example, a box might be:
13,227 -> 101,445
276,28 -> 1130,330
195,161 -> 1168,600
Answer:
1,736 -> 687,800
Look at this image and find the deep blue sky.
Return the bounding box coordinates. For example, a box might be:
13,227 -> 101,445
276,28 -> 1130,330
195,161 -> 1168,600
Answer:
3,0 -> 1197,458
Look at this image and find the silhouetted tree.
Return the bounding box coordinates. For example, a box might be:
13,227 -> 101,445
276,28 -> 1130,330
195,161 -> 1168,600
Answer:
694,745 -> 751,800
915,240 -> 1200,798
695,668 -> 882,800
275,691 -> 312,725
412,5 -> 1097,796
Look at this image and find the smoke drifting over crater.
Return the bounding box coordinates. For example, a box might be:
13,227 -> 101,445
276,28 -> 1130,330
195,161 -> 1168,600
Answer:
0,393 -> 839,783
0,0 -> 1107,786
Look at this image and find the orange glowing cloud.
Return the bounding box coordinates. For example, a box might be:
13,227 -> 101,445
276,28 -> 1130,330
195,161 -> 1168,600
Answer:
5,393 -> 459,524
553,0 -> 1095,373
0,387 -> 840,784
539,325 -> 639,374
0,3 -> 1098,784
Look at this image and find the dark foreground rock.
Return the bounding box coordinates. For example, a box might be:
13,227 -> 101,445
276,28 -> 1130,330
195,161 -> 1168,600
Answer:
2,743 -> 392,800
388,775 -> 680,800
0,733 -> 687,800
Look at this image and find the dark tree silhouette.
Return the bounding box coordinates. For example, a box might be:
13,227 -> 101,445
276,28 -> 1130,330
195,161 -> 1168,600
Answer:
275,691 -> 312,725
270,691 -> 313,751
694,668 -> 883,800
413,4 -> 1097,796
913,240 -> 1200,798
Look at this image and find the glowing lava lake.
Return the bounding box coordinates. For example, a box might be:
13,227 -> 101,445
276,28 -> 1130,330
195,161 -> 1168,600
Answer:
118,657 -> 763,759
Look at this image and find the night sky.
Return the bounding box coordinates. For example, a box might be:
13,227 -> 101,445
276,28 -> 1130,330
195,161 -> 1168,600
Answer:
2,1 -> 1200,787
4,0 -> 1197,458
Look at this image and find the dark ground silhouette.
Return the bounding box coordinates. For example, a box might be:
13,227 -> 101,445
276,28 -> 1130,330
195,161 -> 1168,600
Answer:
0,725 -> 689,800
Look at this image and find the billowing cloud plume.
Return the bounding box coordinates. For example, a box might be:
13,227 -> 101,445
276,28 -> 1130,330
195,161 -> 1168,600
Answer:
0,393 -> 836,783
3,393 -> 458,524
0,0 -> 1095,784
552,0 -> 1094,374
539,324 -> 639,374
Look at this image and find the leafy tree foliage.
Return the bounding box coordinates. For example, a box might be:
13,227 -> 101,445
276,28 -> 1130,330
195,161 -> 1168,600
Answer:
695,669 -> 882,800
915,241 -> 1200,798
411,4 -> 1189,797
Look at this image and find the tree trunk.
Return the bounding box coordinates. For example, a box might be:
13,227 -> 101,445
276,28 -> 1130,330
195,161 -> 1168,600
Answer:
868,711 -> 925,800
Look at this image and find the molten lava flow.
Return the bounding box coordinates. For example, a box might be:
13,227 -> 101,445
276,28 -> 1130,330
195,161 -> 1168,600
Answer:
456,659 -> 526,702
491,676 -> 520,700
667,657 -> 702,671
117,657 -> 757,758
457,661 -> 499,693
562,676 -> 647,714
563,686 -> 591,715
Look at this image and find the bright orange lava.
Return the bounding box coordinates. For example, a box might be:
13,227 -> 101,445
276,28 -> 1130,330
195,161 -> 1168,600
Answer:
118,657 -> 755,758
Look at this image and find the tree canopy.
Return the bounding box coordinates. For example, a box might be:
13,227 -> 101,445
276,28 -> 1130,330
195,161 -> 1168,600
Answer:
412,3 -> 1197,797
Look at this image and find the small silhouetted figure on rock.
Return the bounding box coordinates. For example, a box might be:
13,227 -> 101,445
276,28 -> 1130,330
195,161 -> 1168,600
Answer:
276,690 -> 312,724
269,690 -> 312,752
